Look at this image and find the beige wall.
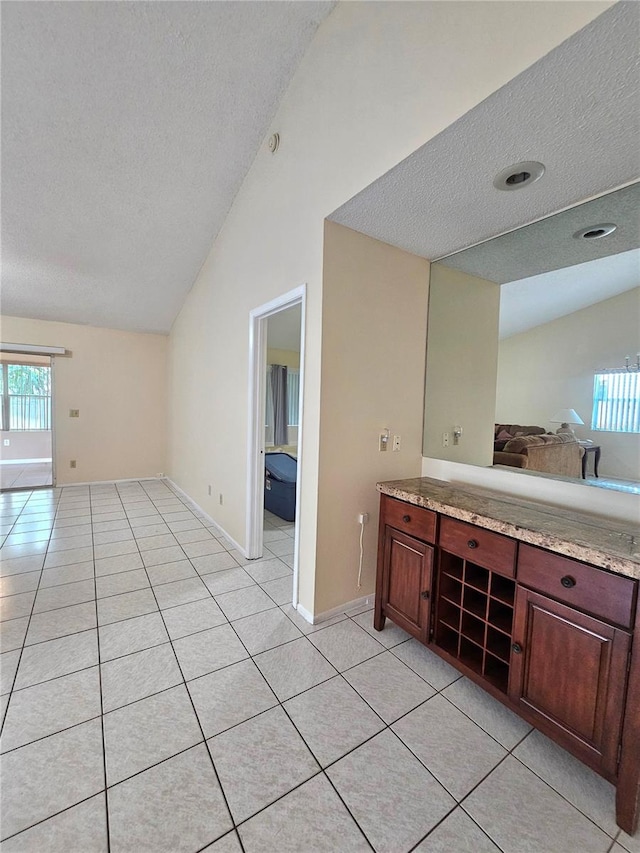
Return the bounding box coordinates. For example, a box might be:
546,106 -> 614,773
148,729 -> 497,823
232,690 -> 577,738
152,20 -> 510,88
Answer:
316,222 -> 429,612
496,287 -> 640,480
0,316 -> 168,484
267,349 -> 300,369
0,432 -> 52,461
167,2 -> 612,618
424,265 -> 500,467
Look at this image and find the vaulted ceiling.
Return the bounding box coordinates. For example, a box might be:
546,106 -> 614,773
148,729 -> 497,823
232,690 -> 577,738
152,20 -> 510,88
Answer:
3,3 -> 638,339
1,1 -> 334,334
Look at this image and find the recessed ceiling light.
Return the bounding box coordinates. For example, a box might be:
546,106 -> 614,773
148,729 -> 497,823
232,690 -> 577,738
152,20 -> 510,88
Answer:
573,223 -> 617,240
493,161 -> 545,191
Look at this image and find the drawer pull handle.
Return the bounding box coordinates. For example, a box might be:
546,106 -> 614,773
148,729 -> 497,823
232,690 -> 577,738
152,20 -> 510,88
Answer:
512,642 -> 523,654
467,539 -> 478,549
402,515 -> 411,523
560,575 -> 576,589
420,590 -> 430,600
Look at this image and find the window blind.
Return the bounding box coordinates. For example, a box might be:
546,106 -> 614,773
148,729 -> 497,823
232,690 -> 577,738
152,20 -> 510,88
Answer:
591,371 -> 640,433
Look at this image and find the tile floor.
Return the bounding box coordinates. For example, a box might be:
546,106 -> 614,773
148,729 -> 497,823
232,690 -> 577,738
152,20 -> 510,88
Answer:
585,476 -> 640,496
0,460 -> 53,490
0,479 -> 638,852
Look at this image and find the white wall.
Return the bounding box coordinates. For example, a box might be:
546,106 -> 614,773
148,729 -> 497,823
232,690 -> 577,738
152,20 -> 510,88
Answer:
0,316 -> 168,484
167,2 -> 612,618
424,265 -> 500,466
496,287 -> 640,480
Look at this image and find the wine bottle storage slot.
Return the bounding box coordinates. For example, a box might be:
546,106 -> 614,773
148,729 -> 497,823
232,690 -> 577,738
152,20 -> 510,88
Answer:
434,551 -> 516,693
439,573 -> 462,605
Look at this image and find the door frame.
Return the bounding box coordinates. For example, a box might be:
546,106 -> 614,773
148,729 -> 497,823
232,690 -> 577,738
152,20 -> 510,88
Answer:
246,284 -> 306,607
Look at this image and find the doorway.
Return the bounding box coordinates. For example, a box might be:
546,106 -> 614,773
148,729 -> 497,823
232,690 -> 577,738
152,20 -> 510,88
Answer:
0,353 -> 55,490
247,286 -> 305,608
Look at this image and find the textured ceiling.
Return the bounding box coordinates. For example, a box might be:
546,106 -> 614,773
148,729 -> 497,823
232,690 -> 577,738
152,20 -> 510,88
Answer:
1,1 -> 334,334
439,181 -> 640,339
330,2 -> 640,263
439,183 -> 640,285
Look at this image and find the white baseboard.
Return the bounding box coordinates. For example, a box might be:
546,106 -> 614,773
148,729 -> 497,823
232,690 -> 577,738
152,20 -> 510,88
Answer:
165,478 -> 247,557
54,476 -> 161,488
296,603 -> 314,625
299,593 -> 375,626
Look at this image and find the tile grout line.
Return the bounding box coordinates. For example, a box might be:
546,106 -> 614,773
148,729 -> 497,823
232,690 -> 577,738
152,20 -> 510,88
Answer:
0,489 -> 61,737
118,483 -> 244,853
89,486 -> 112,853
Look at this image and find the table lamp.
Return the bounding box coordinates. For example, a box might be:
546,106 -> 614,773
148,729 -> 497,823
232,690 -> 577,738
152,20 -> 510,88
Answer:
550,408 -> 584,437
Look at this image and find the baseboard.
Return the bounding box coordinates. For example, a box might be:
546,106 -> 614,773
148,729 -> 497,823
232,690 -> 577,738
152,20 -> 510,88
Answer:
165,478 -> 247,557
296,603 -> 314,625
54,476 -> 161,488
298,593 -> 375,626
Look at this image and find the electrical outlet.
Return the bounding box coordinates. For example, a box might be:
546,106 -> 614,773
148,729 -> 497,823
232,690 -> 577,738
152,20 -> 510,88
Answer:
208,485 -> 212,496
442,432 -> 450,447
156,473 -> 164,478
392,434 -> 401,452
70,460 -> 77,468
357,512 -> 369,525
69,409 -> 79,418
3,439 -> 9,446
379,429 -> 390,452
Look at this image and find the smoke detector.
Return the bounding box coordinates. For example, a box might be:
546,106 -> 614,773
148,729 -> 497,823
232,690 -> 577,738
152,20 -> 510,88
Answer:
268,133 -> 280,154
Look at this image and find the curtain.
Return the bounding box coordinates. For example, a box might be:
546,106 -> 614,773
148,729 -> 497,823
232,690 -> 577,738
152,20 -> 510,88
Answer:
270,364 -> 289,446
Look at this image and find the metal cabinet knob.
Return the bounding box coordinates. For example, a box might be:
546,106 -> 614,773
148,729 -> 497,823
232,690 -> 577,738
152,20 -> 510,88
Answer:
467,539 -> 478,549
560,575 -> 576,589
512,642 -> 523,654
420,590 -> 430,600
403,515 -> 411,523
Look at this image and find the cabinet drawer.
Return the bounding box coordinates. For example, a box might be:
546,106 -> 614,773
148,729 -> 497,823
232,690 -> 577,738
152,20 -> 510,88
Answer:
518,544 -> 637,628
439,516 -> 516,577
381,495 -> 436,544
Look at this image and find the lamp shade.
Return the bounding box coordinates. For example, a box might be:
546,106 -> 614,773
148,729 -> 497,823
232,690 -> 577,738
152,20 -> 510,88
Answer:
550,408 -> 584,425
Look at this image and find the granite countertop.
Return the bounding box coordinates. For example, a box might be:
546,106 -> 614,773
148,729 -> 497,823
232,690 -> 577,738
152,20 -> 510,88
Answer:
378,477 -> 640,581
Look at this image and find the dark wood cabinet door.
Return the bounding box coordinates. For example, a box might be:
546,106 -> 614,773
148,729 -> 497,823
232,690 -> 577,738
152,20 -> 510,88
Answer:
376,527 -> 433,643
509,587 -> 631,780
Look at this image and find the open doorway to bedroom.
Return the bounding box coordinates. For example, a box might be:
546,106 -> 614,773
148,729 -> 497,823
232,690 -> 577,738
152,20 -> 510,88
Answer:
247,285 -> 305,609
0,353 -> 54,490
262,303 -> 301,590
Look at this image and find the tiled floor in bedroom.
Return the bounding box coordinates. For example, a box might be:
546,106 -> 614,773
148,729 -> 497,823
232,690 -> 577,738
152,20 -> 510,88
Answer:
0,480 -> 637,853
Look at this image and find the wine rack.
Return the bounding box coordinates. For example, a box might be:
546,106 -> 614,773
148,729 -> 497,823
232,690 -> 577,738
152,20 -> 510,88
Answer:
434,550 -> 515,692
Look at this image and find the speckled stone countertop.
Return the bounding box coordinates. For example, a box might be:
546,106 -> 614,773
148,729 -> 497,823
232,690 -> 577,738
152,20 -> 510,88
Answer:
378,477 -> 640,581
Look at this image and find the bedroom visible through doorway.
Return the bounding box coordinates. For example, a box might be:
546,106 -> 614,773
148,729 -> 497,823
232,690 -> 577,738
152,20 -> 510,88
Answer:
247,285 -> 305,609
0,353 -> 54,489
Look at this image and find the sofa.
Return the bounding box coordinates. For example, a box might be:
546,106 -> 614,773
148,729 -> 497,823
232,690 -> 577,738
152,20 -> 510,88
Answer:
493,423 -> 583,478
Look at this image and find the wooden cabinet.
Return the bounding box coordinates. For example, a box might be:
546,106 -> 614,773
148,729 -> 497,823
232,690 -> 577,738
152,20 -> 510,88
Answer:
374,492 -> 639,834
374,495 -> 436,642
509,587 -> 631,780
375,526 -> 433,642
434,549 -> 515,694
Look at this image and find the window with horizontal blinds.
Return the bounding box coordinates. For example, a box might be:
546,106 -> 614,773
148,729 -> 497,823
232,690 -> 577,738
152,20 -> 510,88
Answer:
591,371 -> 640,433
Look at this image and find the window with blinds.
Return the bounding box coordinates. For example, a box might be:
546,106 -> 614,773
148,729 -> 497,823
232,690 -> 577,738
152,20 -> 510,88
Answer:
591,371 -> 640,433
